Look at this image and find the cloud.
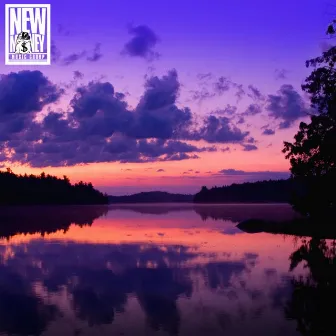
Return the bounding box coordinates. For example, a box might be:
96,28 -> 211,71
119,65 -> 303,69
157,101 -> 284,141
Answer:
246,137 -> 256,144
196,73 -> 213,81
73,71 -> 84,80
241,144 -> 258,151
61,50 -> 87,66
127,69 -> 193,139
56,24 -> 70,36
0,70 -> 63,118
157,169 -> 165,172
0,71 -> 63,147
274,69 -> 288,80
51,41 -> 61,63
52,43 -> 103,66
266,84 -> 312,129
213,78 -> 245,101
122,25 -> 160,61
190,88 -> 216,103
87,43 -> 103,62
232,83 -> 245,101
190,76 -> 246,103
216,169 -> 290,180
213,76 -> 231,95
0,70 -> 252,167
262,128 -> 275,135
247,85 -> 264,101
243,104 -> 262,116
213,105 -> 237,116
186,115 -> 248,144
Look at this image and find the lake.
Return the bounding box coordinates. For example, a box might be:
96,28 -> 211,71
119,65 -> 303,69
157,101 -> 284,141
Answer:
0,204 -> 333,336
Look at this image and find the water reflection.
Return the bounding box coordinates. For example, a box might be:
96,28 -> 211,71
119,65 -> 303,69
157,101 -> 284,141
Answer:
286,238 -> 336,336
0,204 -> 333,336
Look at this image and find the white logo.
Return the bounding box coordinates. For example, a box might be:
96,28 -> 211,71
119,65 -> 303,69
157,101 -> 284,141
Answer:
5,4 -> 51,65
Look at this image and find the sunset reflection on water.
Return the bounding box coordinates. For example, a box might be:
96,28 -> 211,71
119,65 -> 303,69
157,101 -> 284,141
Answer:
0,204 -> 309,336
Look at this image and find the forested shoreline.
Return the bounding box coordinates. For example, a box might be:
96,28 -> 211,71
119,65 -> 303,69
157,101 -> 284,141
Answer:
0,169 -> 108,205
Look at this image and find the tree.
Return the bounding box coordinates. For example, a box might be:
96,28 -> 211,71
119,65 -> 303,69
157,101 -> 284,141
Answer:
283,21 -> 336,217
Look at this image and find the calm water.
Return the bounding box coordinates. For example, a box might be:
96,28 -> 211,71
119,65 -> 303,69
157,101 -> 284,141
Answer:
0,204 -> 333,336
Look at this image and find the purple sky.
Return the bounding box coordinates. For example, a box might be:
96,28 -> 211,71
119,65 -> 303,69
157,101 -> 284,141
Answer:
0,0 -> 334,194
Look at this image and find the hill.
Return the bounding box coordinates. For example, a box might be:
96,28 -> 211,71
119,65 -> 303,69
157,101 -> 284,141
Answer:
108,191 -> 193,203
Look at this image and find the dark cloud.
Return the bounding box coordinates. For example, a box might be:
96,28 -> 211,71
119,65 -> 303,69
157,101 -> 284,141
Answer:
0,71 -> 63,146
157,169 -> 165,172
233,83 -> 245,101
11,137 -> 207,167
52,43 -> 103,66
0,71 -> 63,116
196,73 -> 213,81
87,43 -> 103,62
274,69 -> 288,80
160,153 -> 200,161
61,50 -> 87,66
213,105 -> 237,116
266,84 -> 312,129
246,137 -> 256,144
190,76 -> 246,103
262,128 -> 275,135
190,88 -> 215,103
122,25 -> 160,61
213,76 -> 231,95
221,146 -> 230,152
73,71 -> 84,80
247,85 -> 264,101
216,169 -> 290,180
0,70 -> 251,167
241,144 -> 258,151
186,115 -> 248,144
127,69 -> 193,139
243,104 -> 262,116
51,41 -> 61,63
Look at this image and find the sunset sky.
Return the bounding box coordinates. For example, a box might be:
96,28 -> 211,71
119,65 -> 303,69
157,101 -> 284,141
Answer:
0,0 -> 334,194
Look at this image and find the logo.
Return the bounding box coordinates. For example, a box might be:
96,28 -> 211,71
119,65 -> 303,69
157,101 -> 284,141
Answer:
5,4 -> 51,65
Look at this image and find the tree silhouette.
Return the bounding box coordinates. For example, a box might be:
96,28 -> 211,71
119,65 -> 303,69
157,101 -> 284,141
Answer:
0,169 -> 108,205
283,22 -> 336,217
193,179 -> 294,203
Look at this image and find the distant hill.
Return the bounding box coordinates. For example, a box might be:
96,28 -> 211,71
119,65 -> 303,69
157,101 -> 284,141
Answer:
108,191 -> 193,203
193,179 -> 297,203
109,179 -> 301,204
